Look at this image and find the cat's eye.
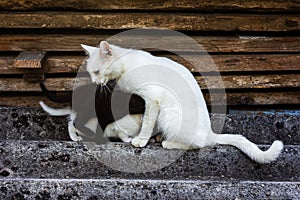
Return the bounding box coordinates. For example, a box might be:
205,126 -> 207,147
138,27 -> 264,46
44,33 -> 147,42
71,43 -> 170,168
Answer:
94,70 -> 100,75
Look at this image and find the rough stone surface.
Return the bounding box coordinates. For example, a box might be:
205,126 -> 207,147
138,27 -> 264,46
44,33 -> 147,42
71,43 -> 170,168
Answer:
211,113 -> 300,144
1,179 -> 299,200
0,106 -> 69,141
0,141 -> 299,181
0,106 -> 299,199
0,106 -> 299,144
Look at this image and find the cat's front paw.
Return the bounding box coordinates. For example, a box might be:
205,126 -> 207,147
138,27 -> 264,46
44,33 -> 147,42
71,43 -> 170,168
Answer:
131,137 -> 148,147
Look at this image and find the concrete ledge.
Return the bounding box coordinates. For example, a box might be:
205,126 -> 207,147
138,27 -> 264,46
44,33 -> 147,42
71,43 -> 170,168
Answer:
0,141 -> 298,181
1,179 -> 299,199
0,106 -> 299,144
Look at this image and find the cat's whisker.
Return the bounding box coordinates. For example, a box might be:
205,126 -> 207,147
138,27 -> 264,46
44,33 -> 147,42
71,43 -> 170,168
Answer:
99,84 -> 103,94
104,84 -> 112,93
102,84 -> 108,96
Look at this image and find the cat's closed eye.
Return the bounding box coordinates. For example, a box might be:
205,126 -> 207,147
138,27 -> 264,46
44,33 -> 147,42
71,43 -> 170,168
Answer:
94,70 -> 100,75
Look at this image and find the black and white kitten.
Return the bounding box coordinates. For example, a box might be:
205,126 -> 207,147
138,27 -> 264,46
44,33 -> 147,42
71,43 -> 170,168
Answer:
39,82 -> 145,142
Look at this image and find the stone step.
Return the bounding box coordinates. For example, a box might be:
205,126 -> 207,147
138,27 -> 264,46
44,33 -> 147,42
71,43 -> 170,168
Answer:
0,106 -> 299,144
0,141 -> 299,181
1,178 -> 299,199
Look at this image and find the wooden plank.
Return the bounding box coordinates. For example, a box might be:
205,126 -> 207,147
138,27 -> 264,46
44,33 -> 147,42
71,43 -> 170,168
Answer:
0,13 -> 299,31
0,78 -> 75,92
1,34 -> 299,53
224,92 -> 300,106
168,54 -> 300,73
1,54 -> 300,74
13,51 -> 46,68
0,55 -> 82,74
208,91 -> 300,106
0,74 -> 299,91
198,74 -> 300,89
1,91 -> 299,107
0,0 -> 299,12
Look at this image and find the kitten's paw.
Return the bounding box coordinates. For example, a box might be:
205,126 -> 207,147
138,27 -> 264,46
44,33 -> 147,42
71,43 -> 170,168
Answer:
131,137 -> 148,147
70,132 -> 83,141
121,137 -> 133,143
68,126 -> 83,141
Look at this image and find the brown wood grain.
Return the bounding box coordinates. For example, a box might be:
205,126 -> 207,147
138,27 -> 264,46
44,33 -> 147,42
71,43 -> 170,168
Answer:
13,51 -> 47,68
168,54 -> 300,73
230,91 -> 300,106
0,13 -> 299,31
197,74 -> 300,89
209,92 -> 300,106
1,91 -> 299,107
0,74 -> 299,92
0,0 -> 299,11
1,54 -> 300,74
1,35 -> 299,53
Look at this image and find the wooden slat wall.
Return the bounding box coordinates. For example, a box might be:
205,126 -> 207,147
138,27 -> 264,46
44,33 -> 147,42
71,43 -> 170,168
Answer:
1,0 -> 299,11
0,0 -> 299,108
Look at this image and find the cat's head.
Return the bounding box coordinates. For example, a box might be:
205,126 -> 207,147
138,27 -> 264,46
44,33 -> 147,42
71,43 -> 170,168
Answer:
81,41 -> 118,84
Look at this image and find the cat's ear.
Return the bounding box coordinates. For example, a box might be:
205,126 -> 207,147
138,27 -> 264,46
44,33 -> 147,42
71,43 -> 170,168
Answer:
81,44 -> 95,55
99,41 -> 112,58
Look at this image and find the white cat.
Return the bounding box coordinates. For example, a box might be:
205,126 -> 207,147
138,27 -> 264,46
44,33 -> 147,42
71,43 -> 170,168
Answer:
81,41 -> 284,163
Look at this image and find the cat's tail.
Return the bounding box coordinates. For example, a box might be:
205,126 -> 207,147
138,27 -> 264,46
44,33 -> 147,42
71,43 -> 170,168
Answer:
39,101 -> 72,116
212,132 -> 283,164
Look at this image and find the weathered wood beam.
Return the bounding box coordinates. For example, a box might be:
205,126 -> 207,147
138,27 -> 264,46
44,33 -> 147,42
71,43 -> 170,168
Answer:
197,74 -> 300,90
0,13 -> 299,31
13,51 -> 47,68
0,74 -> 299,92
0,0 -> 299,12
0,35 -> 299,53
1,54 -> 300,74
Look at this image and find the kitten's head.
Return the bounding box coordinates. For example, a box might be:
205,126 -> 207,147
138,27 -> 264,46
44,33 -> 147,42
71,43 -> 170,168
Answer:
81,41 -> 117,84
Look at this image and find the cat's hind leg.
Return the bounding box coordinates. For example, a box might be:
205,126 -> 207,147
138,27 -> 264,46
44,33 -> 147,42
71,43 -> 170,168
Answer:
162,140 -> 192,150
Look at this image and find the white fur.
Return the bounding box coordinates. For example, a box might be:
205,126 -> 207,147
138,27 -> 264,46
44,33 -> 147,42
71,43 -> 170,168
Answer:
82,42 -> 284,163
104,114 -> 143,143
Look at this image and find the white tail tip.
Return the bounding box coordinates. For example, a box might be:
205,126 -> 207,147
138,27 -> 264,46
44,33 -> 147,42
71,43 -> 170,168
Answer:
259,140 -> 284,164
